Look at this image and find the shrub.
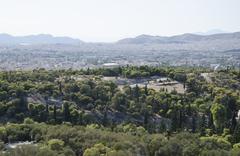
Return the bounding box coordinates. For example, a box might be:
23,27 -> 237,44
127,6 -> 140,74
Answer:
48,139 -> 64,151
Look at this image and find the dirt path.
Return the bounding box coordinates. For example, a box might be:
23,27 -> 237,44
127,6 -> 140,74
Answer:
201,73 -> 213,83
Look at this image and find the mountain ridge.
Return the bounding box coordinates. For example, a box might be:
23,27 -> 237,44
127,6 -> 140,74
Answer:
0,32 -> 240,45
0,33 -> 83,45
117,32 -> 240,44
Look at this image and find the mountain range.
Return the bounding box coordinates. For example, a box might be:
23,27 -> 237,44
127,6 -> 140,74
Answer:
117,32 -> 240,44
0,32 -> 240,45
0,34 -> 83,45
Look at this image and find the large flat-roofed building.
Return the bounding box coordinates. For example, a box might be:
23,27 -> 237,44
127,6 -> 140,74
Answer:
103,63 -> 120,68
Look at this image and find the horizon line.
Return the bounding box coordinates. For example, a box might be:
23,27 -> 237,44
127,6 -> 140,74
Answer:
0,30 -> 239,43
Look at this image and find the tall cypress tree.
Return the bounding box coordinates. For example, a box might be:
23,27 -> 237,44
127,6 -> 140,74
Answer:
63,102 -> 70,121
53,104 -> 57,122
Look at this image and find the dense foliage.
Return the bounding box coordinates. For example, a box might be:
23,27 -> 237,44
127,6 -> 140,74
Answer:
0,66 -> 240,155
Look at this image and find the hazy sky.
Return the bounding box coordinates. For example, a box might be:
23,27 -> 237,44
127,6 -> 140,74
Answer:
0,0 -> 240,42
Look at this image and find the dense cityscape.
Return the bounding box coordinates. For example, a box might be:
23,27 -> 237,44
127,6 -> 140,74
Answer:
0,40 -> 240,70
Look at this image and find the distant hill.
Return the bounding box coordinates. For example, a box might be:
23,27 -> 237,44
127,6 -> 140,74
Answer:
117,32 -> 240,44
193,29 -> 229,35
1,32 -> 240,47
0,34 -> 83,45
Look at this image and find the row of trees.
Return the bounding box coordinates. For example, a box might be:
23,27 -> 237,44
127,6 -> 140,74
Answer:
1,122 -> 240,156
